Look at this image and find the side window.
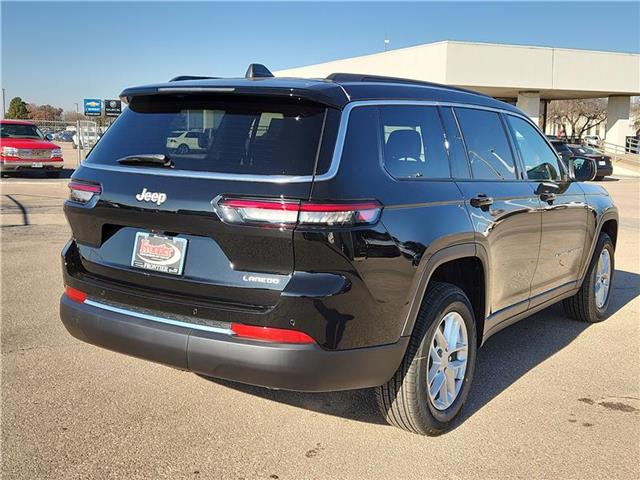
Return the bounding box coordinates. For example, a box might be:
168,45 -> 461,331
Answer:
454,108 -> 517,180
439,107 -> 471,179
507,115 -> 563,181
379,106 -> 450,179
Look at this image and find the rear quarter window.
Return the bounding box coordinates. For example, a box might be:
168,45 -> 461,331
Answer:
379,105 -> 451,179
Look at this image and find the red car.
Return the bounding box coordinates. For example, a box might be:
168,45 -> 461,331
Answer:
1,119 -> 64,177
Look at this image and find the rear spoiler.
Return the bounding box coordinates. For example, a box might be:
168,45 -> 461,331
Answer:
119,83 -> 349,109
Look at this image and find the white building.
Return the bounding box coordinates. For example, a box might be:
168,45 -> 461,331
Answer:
276,41 -> 640,147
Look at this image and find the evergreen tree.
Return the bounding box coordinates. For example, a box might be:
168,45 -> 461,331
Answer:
6,97 -> 29,119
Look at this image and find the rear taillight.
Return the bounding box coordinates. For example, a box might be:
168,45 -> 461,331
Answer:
68,181 -> 101,204
64,285 -> 87,303
231,323 -> 315,344
213,197 -> 382,228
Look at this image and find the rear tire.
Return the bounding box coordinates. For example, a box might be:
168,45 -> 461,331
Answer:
563,233 -> 614,323
376,282 -> 477,435
595,176 -> 604,181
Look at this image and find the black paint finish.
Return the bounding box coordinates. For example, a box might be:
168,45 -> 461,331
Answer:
61,75 -> 617,391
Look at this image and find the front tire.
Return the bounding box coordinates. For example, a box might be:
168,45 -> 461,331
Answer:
176,144 -> 190,154
376,282 -> 477,435
563,233 -> 614,323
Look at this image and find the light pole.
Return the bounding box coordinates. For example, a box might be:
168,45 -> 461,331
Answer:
384,38 -> 390,52
74,102 -> 81,165
2,88 -> 5,119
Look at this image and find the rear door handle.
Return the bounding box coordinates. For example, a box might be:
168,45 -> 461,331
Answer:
540,192 -> 556,203
470,194 -> 494,208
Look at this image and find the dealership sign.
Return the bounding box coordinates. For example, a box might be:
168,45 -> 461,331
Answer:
104,99 -> 122,117
83,98 -> 102,116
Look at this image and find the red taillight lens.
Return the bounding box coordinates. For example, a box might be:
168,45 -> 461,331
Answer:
231,323 -> 315,344
64,285 -> 87,303
298,201 -> 381,225
68,181 -> 101,204
214,197 -> 382,228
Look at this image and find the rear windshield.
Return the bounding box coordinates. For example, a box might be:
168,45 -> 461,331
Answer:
86,96 -> 328,176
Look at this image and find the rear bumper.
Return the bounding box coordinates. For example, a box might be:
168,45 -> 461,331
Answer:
598,164 -> 613,177
60,295 -> 408,392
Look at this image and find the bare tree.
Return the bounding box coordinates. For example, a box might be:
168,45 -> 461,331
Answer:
547,99 -> 607,141
26,103 -> 63,121
631,97 -> 640,133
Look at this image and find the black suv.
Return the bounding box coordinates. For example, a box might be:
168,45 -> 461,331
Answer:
60,66 -> 618,435
551,140 -> 613,180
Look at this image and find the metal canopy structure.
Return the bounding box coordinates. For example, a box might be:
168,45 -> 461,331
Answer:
276,41 -> 640,146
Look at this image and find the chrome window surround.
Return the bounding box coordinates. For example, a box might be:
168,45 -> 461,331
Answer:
83,100 -> 537,184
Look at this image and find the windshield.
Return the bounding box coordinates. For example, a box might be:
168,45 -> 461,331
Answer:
0,123 -> 44,140
86,95 -> 329,176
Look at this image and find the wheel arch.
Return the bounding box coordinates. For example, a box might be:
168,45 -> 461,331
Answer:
401,244 -> 488,347
578,208 -> 618,284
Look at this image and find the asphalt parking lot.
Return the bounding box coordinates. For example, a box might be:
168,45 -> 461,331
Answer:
1,172 -> 638,479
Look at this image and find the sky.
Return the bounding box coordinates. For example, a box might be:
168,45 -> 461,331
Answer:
2,1 -> 639,112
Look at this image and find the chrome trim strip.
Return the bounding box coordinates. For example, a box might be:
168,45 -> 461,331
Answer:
82,100 -> 526,184
84,299 -> 234,335
82,163 -> 315,183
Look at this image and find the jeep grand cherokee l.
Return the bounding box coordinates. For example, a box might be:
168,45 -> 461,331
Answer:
60,65 -> 618,435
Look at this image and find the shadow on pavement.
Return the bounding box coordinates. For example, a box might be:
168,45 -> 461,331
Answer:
198,269 -> 639,427
1,168 -> 75,180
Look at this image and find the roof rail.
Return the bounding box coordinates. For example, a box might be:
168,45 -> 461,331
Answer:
325,73 -> 488,96
169,75 -> 219,82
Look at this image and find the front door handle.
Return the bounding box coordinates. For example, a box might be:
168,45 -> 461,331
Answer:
470,194 -> 494,209
540,192 -> 556,204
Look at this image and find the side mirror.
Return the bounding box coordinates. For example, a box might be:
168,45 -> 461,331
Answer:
568,156 -> 597,182
45,133 -> 54,141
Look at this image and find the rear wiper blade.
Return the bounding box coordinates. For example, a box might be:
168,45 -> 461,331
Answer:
117,154 -> 174,168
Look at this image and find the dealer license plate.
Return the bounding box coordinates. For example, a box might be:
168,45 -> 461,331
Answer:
131,232 -> 188,275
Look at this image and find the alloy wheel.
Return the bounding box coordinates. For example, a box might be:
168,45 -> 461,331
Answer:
595,248 -> 611,309
427,311 -> 469,411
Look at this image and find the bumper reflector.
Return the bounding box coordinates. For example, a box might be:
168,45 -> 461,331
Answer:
231,323 -> 315,344
65,285 -> 87,304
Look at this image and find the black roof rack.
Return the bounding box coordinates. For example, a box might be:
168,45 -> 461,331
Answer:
169,75 -> 219,82
325,73 -> 489,97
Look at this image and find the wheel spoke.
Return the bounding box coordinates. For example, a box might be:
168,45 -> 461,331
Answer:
444,368 -> 457,402
430,371 -> 446,399
443,315 -> 459,350
429,346 -> 441,364
448,359 -> 466,379
439,370 -> 450,403
428,360 -> 441,384
434,327 -> 448,351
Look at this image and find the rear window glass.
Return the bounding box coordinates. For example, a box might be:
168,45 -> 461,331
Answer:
86,96 -> 328,176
